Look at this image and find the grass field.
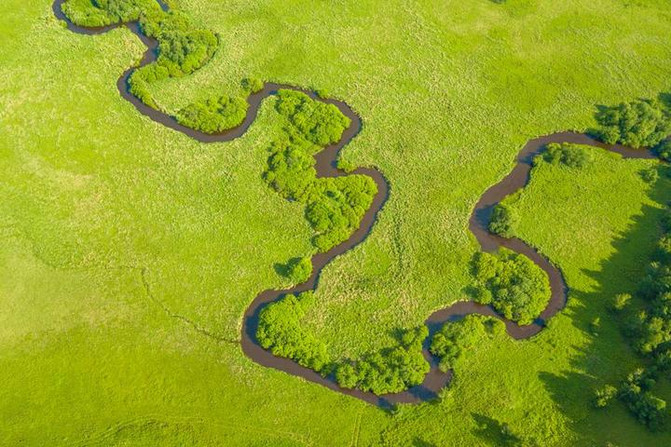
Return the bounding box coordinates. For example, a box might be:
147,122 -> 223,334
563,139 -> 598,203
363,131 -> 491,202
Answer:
2,0 -> 671,444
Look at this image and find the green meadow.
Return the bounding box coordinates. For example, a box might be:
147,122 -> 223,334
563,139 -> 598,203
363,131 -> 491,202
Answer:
2,0 -> 671,444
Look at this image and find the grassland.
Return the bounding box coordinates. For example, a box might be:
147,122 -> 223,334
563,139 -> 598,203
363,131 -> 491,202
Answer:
2,0 -> 671,444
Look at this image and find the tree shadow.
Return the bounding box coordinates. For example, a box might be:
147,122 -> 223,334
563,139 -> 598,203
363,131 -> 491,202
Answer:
538,164 -> 671,443
412,437 -> 437,447
471,413 -> 522,446
273,257 -> 302,277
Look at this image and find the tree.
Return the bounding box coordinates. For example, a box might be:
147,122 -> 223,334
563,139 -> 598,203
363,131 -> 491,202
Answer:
285,257 -> 312,284
471,249 -> 551,325
430,315 -> 504,372
610,293 -> 632,312
542,143 -> 591,168
489,204 -> 516,238
594,384 -> 617,408
594,99 -> 671,148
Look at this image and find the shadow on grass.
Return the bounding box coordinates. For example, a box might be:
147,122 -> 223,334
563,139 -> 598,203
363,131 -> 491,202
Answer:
538,164 -> 670,444
471,413 -> 522,446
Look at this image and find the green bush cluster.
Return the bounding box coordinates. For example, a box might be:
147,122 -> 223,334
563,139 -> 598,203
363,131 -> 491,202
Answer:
617,369 -> 667,431
264,91 -> 377,252
285,257 -> 312,284
62,0 -> 160,27
430,315 -> 505,372
257,292 -> 429,395
334,327 -> 430,395
488,203 -> 516,238
593,384 -> 618,408
256,292 -> 329,372
176,95 -> 248,133
242,77 -> 264,94
654,140 -> 671,162
541,143 -> 592,168
594,99 -> 671,149
275,90 -> 351,146
471,249 -> 551,325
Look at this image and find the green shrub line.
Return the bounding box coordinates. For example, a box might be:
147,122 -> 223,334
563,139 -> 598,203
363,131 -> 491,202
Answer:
488,203 -> 516,238
595,204 -> 671,431
594,98 -> 671,149
256,291 -> 430,395
176,95 -> 248,133
541,143 -> 592,169
284,256 -> 313,284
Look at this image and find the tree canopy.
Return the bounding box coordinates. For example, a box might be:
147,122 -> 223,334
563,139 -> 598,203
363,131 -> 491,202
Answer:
471,249 -> 551,325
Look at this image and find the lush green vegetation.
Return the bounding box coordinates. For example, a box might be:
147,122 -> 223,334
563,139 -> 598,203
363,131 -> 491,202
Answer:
5,0 -> 671,444
542,142 -> 592,168
242,77 -> 264,94
499,143 -> 670,441
265,90 -> 377,252
61,0 -> 160,27
430,315 -> 505,372
594,99 -> 671,149
284,256 -> 312,284
334,327 -> 429,394
488,203 -> 516,238
275,90 -> 350,146
257,292 -> 329,372
470,249 -> 551,325
176,94 -> 248,133
656,140 -> 671,162
257,292 -> 428,394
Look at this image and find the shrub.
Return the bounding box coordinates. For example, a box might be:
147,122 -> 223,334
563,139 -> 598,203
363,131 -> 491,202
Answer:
430,315 -> 504,372
590,317 -> 601,335
256,292 -> 329,372
618,368 -> 667,431
276,90 -> 351,146
141,11 -> 219,78
610,293 -> 632,312
176,95 -> 248,133
542,143 -> 592,168
334,327 -> 430,394
488,203 -> 516,238
594,99 -> 671,148
594,384 -> 618,408
62,0 -> 160,27
242,77 -> 264,94
640,167 -> 659,184
654,140 -> 671,162
285,257 -> 312,284
471,249 -> 551,325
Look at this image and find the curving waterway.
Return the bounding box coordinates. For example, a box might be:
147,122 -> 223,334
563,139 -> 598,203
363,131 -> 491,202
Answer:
53,0 -> 656,408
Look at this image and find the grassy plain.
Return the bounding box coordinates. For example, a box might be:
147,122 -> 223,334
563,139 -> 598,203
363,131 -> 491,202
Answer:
2,0 -> 671,444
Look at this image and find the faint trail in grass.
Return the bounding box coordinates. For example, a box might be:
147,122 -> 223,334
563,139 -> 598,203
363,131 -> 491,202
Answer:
350,409 -> 363,447
136,267 -> 238,345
